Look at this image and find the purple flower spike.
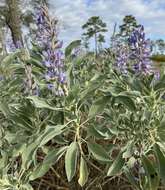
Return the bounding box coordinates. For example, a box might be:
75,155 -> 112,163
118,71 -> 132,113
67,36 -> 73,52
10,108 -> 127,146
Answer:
128,25 -> 153,74
35,5 -> 67,96
114,24 -> 157,76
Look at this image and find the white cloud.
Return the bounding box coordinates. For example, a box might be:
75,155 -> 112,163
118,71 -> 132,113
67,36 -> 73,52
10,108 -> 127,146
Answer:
49,0 -> 165,47
0,0 -> 5,6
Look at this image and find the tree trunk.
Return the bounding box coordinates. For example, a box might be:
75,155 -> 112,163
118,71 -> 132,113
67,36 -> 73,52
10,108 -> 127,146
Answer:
5,0 -> 23,47
0,28 -> 6,55
94,32 -> 98,57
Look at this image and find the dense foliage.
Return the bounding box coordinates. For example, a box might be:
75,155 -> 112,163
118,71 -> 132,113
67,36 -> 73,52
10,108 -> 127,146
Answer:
0,4 -> 165,190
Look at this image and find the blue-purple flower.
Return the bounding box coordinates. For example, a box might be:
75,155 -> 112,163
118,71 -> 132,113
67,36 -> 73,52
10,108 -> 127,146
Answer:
35,5 -> 67,96
115,44 -> 129,74
128,25 -> 152,74
114,25 -> 154,76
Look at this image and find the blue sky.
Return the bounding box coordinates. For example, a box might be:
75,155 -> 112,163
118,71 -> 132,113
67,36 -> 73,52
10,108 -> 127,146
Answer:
49,0 -> 165,48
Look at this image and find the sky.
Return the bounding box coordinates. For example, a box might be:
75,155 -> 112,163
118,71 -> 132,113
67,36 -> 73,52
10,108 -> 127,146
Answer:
48,0 -> 165,48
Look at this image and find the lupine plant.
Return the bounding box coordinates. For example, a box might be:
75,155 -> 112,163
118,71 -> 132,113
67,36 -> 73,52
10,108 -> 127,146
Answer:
0,4 -> 165,190
35,5 -> 67,96
114,25 -> 154,76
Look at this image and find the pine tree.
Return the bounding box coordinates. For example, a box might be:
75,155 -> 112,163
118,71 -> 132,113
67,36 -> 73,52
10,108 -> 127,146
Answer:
119,15 -> 139,38
98,34 -> 105,51
82,16 -> 107,57
5,0 -> 23,47
156,39 -> 165,54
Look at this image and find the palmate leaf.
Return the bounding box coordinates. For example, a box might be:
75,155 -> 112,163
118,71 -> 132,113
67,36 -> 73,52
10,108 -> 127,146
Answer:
65,142 -> 79,182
